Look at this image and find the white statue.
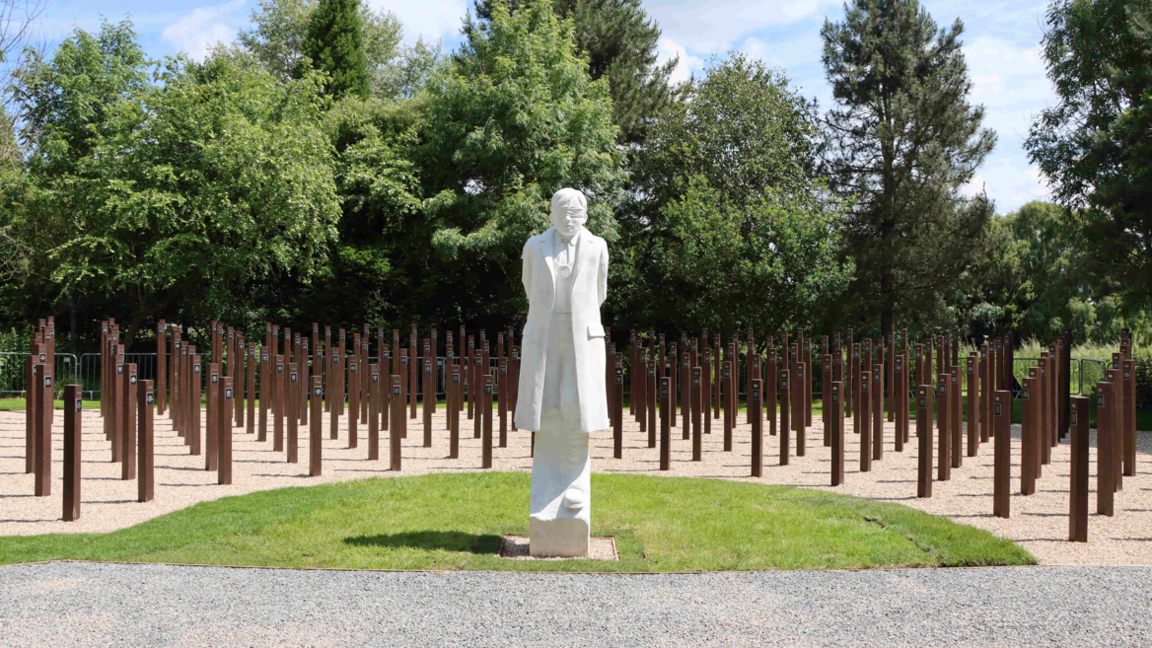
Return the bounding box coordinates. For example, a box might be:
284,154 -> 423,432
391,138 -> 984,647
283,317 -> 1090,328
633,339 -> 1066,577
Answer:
515,187 -> 610,557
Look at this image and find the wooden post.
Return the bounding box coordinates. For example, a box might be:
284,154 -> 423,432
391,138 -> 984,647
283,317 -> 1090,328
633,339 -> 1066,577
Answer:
937,374 -> 949,481
157,322 -> 167,415
259,345 -> 270,441
1123,359 -> 1136,477
498,358 -> 509,448
804,336 -> 813,427
482,374 -> 494,469
348,358 -> 360,449
950,366 -> 962,469
472,349 -> 482,439
660,377 -> 671,471
794,362 -> 806,456
860,370 -> 871,472
613,363 -> 624,459
330,349 -> 342,440
1097,381 -> 1115,516
64,385 -> 82,519
190,354 -> 201,456
368,364 -> 380,460
702,349 -> 712,440
449,364 -> 461,458
121,363 -> 137,480
750,378 -> 763,477
779,369 -> 790,465
872,363 -> 883,461
681,353 -> 691,441
1069,396 -> 1088,541
207,363 -> 219,471
422,354 -> 433,447
966,354 -> 979,456
1021,376 -> 1036,495
648,357 -> 658,448
110,352 -> 122,459
274,355 -> 285,452
722,361 -> 733,446
980,345 -> 991,443
288,363 -> 300,463
917,385 -> 933,498
217,377 -> 232,485
390,376 -> 403,472
822,354 -> 832,447
691,367 -> 702,461
887,333 -> 895,422
894,356 -> 905,452
993,390 -> 1010,518
831,381 -> 844,486
310,377 -> 322,476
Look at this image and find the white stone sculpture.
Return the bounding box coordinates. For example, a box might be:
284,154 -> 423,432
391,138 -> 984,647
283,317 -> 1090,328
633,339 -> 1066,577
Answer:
514,188 -> 610,557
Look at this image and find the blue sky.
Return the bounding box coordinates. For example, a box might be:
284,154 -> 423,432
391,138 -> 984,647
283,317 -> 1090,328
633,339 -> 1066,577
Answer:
40,0 -> 1055,213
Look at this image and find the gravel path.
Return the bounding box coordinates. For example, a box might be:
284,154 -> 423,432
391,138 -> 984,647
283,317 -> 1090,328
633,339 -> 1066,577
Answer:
3,407 -> 1152,565
1,561 -> 1149,647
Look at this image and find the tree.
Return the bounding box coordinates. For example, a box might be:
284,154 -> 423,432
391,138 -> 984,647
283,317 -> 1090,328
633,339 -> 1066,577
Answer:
417,0 -> 626,325
821,0 -> 996,336
626,53 -> 853,335
295,0 -> 370,99
468,0 -> 683,145
633,54 -> 817,218
238,0 -> 441,99
1026,0 -> 1152,313
13,21 -> 341,347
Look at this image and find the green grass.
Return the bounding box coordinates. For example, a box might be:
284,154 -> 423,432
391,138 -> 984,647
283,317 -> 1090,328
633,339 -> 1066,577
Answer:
0,472 -> 1033,571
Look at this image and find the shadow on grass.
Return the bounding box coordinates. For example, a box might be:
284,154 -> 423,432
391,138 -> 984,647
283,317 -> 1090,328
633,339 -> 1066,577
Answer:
343,530 -> 503,554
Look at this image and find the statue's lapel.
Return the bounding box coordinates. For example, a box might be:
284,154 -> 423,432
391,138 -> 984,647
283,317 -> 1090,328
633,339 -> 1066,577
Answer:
568,228 -> 586,285
542,228 -> 558,293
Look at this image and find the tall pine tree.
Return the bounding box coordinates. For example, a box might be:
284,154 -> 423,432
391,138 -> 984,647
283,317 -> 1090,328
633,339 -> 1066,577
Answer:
821,0 -> 996,336
295,0 -> 370,100
468,0 -> 682,145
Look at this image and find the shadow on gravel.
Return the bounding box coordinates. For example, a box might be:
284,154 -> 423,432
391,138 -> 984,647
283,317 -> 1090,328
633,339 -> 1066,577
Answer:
343,530 -> 503,554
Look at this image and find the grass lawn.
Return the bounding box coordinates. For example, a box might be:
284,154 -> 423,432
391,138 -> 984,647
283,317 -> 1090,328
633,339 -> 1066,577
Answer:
0,472 -> 1033,572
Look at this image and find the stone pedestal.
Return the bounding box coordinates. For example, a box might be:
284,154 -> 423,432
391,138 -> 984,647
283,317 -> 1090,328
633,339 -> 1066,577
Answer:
529,415 -> 590,557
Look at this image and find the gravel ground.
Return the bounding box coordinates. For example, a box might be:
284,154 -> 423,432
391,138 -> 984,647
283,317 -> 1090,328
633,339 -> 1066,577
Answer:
2,405 -> 1151,565
0,561 -> 1149,647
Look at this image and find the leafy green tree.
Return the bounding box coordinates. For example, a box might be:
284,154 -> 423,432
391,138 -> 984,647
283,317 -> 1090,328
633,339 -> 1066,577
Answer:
296,0 -> 371,100
625,53 -> 853,335
1026,0 -> 1152,312
417,0 -> 626,325
468,0 -> 683,144
279,96 -> 424,329
821,0 -> 996,336
644,177 -> 854,337
13,21 -> 341,347
632,53 -> 817,218
238,0 -> 440,99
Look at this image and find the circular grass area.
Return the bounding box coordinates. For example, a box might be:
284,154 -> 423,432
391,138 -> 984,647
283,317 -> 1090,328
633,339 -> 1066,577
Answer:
0,473 -> 1034,571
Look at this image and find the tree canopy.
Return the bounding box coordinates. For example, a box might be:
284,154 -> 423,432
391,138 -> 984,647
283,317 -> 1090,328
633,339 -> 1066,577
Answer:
1026,0 -> 1152,315
820,0 -> 996,336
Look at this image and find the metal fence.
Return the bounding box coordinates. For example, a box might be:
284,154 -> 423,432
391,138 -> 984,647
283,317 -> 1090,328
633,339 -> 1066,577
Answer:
0,352 -> 79,399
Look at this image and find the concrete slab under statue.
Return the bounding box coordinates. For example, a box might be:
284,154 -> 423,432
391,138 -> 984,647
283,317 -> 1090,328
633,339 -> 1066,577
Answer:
514,187 -> 610,557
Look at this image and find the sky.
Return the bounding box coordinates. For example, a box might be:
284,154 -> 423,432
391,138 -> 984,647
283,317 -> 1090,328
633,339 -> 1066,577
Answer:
38,0 -> 1057,213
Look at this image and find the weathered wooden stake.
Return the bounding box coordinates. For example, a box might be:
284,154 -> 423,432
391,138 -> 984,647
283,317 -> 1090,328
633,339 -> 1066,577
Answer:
64,385 -> 82,518
1069,396 -> 1088,541
917,385 -> 933,498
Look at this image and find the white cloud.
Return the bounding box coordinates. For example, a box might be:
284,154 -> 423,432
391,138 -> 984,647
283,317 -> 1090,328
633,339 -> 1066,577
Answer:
657,37 -> 705,86
645,0 -> 838,53
366,0 -> 469,47
161,0 -> 246,61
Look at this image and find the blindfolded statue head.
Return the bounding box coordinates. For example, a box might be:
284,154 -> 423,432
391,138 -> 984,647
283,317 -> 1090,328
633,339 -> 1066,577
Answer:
550,188 -> 587,241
